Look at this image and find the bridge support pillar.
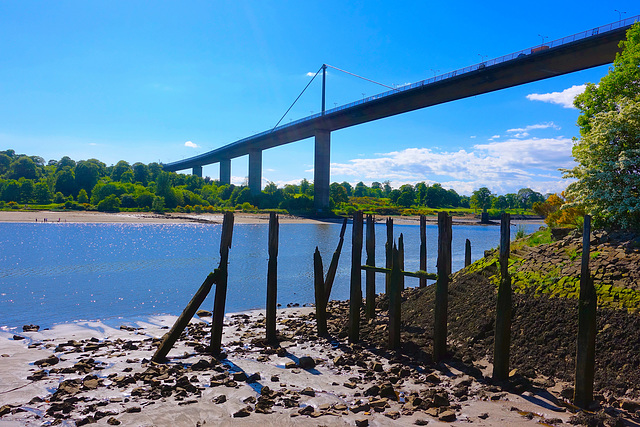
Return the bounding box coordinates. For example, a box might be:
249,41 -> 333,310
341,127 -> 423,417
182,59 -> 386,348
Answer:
220,159 -> 231,185
192,165 -> 203,178
314,129 -> 331,212
248,149 -> 262,195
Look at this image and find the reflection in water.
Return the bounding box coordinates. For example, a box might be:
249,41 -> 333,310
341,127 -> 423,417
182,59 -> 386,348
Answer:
0,221 -> 541,329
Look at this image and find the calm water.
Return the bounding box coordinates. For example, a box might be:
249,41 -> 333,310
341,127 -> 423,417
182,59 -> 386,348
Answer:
0,221 -> 541,330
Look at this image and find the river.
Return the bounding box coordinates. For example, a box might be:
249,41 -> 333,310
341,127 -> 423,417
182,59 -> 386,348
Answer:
0,221 -> 542,330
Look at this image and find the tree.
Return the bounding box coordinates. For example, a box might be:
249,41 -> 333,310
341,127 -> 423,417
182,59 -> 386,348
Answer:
132,162 -> 149,185
97,194 -> 120,212
34,182 -> 52,204
55,168 -> 76,196
574,23 -> 640,136
564,23 -> 640,229
354,182 -> 368,197
415,182 -> 427,205
56,156 -> 76,171
7,156 -> 38,180
516,188 -> 543,210
564,99 -> 640,229
74,161 -> 100,195
0,153 -> 11,175
263,181 -> 278,195
470,187 -> 493,212
77,189 -> 89,204
111,160 -> 132,182
18,178 -> 33,203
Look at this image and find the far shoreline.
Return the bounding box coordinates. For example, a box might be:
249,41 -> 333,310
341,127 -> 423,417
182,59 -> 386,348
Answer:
0,210 -> 544,226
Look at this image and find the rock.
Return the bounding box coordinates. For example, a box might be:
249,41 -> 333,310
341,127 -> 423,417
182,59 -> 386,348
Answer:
298,405 -> 315,415
425,407 -> 439,417
414,419 -> 429,425
196,310 -> 212,317
621,400 -> 640,412
478,413 -> 489,419
379,384 -> 397,400
191,359 -> 211,371
350,402 -> 370,413
76,416 -> 95,426
384,411 -> 401,419
233,407 -> 252,418
355,419 -> 369,427
212,395 -> 227,404
246,373 -> 260,383
364,385 -> 380,396
372,361 -> 383,372
298,356 -> 316,369
22,324 -> 40,332
124,406 -> 141,413
284,361 -> 297,369
425,373 -> 441,384
0,405 -> 12,416
34,355 -> 59,367
107,417 -> 121,425
233,372 -> 247,382
300,387 -> 315,397
439,410 -> 456,422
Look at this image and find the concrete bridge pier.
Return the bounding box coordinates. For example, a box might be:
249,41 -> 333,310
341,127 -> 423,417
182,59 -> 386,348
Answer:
192,165 -> 203,178
249,149 -> 262,195
220,159 -> 231,185
314,129 -> 331,212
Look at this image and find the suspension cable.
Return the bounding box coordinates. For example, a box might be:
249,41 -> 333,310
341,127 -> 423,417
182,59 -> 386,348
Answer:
271,65 -> 323,131
325,64 -> 396,91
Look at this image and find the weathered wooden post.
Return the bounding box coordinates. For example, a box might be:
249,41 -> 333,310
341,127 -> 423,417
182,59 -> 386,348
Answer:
210,212 -> 235,355
419,215 -> 427,288
574,215 -> 596,408
313,247 -> 328,336
493,213 -> 511,380
389,244 -> 402,350
433,212 -> 452,362
266,212 -> 279,343
323,218 -> 348,301
152,271 -> 218,362
349,211 -> 364,343
465,238 -> 472,267
398,233 -> 405,290
385,217 -> 393,294
365,214 -> 376,319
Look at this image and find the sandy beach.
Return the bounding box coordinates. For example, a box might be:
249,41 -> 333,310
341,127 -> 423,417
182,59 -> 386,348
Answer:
0,210 -> 541,227
0,304 -> 579,427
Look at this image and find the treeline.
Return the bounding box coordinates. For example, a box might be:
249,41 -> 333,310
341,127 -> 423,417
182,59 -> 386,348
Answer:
0,149 -> 545,215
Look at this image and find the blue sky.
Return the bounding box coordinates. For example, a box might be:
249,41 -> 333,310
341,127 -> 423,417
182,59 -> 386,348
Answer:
1,1 -> 638,196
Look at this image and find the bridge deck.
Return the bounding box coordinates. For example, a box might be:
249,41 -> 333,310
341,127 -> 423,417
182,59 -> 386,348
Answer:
163,16 -> 638,172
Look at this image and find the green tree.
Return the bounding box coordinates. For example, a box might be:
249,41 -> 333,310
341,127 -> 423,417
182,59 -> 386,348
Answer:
56,156 -> 76,171
0,153 -> 11,175
34,182 -> 52,204
132,162 -> 149,185
330,183 -> 348,204
1,180 -> 20,202
152,196 -> 165,213
111,160 -> 132,182
574,23 -> 640,136
97,194 -> 121,212
470,187 -> 493,212
74,161 -> 100,195
54,168 -> 76,196
8,156 -> 38,180
77,189 -> 89,204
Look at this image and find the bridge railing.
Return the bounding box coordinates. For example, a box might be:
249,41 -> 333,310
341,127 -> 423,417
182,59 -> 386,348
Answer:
164,15 -> 639,168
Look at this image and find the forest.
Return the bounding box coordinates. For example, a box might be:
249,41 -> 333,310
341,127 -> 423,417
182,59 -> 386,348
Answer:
0,148 -> 544,217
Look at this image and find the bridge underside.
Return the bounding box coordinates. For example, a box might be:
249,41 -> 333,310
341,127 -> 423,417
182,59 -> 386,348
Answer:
162,25 -> 630,210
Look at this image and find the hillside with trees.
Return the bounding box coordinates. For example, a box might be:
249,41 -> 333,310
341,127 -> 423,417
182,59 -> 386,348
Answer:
0,149 -> 543,217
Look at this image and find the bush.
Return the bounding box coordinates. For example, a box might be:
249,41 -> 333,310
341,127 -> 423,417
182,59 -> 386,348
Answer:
97,194 -> 120,212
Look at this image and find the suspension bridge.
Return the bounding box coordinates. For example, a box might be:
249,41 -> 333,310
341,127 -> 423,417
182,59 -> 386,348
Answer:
162,15 -> 639,212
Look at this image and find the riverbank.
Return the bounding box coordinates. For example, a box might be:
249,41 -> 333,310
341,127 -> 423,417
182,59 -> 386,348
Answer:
1,306 -> 574,427
0,210 -> 543,226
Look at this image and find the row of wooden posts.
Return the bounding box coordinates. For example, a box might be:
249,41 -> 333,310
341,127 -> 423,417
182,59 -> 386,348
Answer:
151,211 -> 597,409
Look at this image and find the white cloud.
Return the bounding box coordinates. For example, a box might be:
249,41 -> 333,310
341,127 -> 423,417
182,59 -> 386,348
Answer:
507,122 -> 560,133
489,135 -> 500,140
306,72 -> 316,77
526,84 -> 586,108
329,137 -> 576,195
470,135 -> 476,139
184,141 -> 198,148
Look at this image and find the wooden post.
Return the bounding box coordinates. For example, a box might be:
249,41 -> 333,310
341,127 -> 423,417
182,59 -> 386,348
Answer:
419,215 -> 427,288
324,218 -> 348,303
433,212 -> 452,362
385,217 -> 393,294
266,212 -> 279,343
349,211 -> 364,343
210,212 -> 234,355
389,244 -> 402,350
313,247 -> 328,336
152,271 -> 219,362
493,213 -> 512,380
574,215 -> 596,408
365,214 -> 376,319
398,233 -> 405,291
465,238 -> 472,267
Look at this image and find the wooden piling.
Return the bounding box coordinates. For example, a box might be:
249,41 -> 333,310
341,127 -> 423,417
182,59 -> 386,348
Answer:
493,213 -> 511,380
574,215 -> 596,408
365,214 -> 376,319
465,238 -> 472,267
349,211 -> 364,343
210,212 -> 234,355
313,247 -> 328,336
324,218 -> 348,303
433,211 -> 452,362
385,217 -> 393,294
266,212 -> 279,343
152,271 -> 219,362
389,244 -> 402,350
399,233 -> 405,291
419,215 -> 427,288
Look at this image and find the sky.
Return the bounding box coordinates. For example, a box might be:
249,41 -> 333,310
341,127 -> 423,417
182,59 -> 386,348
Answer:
1,1 -> 638,196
